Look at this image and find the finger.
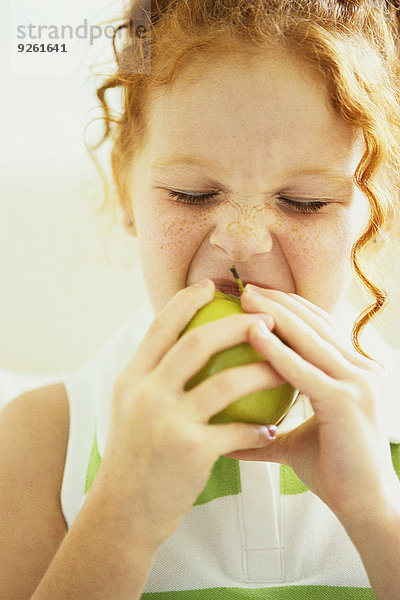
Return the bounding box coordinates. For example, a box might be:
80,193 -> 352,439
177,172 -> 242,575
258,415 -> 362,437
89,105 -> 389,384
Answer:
223,431 -> 287,463
286,293 -> 336,325
248,322 -> 345,407
283,294 -> 376,368
245,295 -> 354,380
244,285 -> 335,327
128,280 -> 216,375
154,312 -> 274,392
241,286 -> 367,371
223,417 -> 316,465
208,422 -> 278,456
189,362 -> 285,421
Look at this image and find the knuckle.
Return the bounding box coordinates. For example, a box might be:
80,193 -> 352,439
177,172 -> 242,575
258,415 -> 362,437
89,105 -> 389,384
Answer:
176,425 -> 207,457
305,327 -> 321,346
342,381 -> 362,404
238,362 -> 269,388
320,318 -> 336,338
150,312 -> 174,337
175,285 -> 194,303
252,425 -> 268,445
353,365 -> 382,390
214,368 -> 238,394
321,311 -> 336,328
183,328 -> 207,353
291,358 -> 311,382
181,282 -> 213,305
340,375 -> 380,411
245,424 -> 270,448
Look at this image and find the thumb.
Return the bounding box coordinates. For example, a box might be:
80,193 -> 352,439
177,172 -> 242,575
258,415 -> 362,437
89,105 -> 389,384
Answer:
223,431 -> 290,464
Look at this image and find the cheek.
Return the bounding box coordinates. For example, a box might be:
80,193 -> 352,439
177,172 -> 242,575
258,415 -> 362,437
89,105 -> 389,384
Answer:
293,220 -> 352,266
282,215 -> 356,310
135,201 -> 210,307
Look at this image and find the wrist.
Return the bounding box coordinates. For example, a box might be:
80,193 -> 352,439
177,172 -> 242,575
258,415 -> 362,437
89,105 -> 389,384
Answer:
338,477 -> 400,544
337,481 -> 400,600
89,465 -> 166,555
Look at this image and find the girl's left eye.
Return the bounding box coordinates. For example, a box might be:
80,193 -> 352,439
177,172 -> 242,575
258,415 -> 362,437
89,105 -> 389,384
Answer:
167,190 -> 220,205
278,196 -> 329,213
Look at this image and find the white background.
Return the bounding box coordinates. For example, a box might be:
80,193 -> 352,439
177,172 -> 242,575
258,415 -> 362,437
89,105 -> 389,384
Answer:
2,0 -> 149,377
1,0 -> 399,380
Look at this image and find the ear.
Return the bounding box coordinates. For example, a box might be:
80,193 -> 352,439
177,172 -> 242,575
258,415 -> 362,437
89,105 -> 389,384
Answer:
111,151 -> 137,236
124,214 -> 137,235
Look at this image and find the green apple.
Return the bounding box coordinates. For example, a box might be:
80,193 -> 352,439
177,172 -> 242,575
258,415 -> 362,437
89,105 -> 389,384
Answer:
181,290 -> 298,425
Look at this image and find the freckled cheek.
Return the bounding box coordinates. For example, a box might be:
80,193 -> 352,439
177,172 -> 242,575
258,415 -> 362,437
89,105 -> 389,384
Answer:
136,206 -> 210,307
288,225 -> 351,268
281,219 -> 355,308
159,211 -> 209,260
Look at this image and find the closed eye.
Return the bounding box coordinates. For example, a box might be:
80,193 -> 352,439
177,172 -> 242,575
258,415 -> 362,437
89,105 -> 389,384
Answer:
278,196 -> 329,214
166,189 -> 329,213
167,190 -> 220,205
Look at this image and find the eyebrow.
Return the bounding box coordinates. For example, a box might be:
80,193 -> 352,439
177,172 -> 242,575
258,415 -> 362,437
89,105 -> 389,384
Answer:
151,155 -> 219,171
151,156 -> 355,185
284,167 -> 355,185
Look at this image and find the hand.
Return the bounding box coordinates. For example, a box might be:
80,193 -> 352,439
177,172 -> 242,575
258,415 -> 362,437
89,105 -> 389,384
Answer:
99,280 -> 278,549
226,285 -> 399,527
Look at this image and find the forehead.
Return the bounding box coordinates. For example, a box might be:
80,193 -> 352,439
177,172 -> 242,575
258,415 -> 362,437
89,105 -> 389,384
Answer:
145,51 -> 362,183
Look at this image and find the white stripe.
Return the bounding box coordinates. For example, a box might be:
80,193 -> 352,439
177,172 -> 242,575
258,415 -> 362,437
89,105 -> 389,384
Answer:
281,491 -> 370,587
144,494 -> 245,592
61,362 -> 96,527
239,461 -> 283,583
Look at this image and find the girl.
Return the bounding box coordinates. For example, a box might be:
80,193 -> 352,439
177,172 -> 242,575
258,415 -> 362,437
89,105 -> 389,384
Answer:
1,1 -> 400,598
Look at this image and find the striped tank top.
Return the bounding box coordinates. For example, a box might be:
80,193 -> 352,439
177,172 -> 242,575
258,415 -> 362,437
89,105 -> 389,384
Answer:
60,303 -> 400,599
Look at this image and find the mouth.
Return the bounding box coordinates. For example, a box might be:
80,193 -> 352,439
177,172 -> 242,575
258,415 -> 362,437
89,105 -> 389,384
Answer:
212,279 -> 241,297
212,278 -> 271,298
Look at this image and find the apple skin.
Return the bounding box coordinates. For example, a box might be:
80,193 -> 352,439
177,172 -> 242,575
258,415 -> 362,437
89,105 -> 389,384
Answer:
181,290 -> 298,425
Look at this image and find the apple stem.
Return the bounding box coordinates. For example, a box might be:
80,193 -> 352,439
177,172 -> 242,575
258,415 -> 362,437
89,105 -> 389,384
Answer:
230,266 -> 245,294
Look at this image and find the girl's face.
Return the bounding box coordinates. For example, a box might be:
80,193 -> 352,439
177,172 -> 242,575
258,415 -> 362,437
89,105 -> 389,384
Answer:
128,50 -> 368,315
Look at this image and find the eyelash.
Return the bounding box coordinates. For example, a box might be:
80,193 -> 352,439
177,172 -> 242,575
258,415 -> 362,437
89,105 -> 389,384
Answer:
167,190 -> 220,206
166,190 -> 329,214
279,197 -> 328,214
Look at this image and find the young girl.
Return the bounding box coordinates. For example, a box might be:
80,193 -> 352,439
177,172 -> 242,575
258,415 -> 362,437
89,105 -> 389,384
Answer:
1,1 -> 400,598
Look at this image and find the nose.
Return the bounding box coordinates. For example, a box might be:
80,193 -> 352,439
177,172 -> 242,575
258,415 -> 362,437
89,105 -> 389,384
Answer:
209,216 -> 274,263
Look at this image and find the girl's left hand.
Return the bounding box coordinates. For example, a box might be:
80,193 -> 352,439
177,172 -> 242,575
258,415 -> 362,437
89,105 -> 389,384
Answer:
226,285 -> 400,527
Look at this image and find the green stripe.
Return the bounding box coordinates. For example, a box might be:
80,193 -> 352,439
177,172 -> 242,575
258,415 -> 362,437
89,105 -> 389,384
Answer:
85,438 -> 400,500
279,443 -> 400,496
83,439 -> 240,502
84,432 -> 102,494
280,464 -> 308,495
142,585 -> 374,599
194,456 -> 240,505
391,443 -> 400,480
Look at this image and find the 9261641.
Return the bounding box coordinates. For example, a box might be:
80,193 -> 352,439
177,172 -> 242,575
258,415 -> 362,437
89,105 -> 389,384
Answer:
17,44 -> 67,53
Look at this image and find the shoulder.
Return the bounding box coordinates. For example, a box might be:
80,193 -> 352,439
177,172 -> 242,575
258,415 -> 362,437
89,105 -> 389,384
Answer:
0,383 -> 69,595
0,381 -> 69,463
0,380 -> 69,510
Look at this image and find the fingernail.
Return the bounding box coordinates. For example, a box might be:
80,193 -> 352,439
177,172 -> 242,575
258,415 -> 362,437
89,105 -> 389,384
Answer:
266,425 -> 277,439
195,278 -> 213,287
246,284 -> 264,297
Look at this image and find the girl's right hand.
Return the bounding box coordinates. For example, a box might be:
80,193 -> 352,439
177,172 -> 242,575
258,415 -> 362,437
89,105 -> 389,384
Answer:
98,279 -> 280,549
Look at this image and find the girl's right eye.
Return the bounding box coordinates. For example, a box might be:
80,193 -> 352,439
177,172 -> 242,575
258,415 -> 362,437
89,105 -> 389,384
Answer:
167,190 -> 221,206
